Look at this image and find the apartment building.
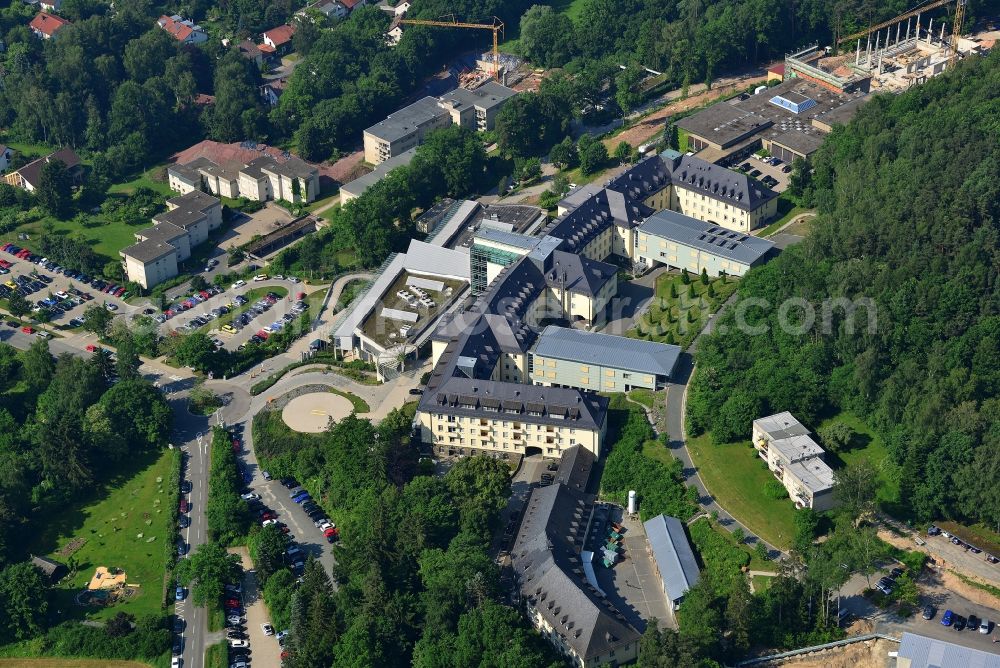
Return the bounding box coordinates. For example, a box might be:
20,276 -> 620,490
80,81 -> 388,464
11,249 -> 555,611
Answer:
636,209 -> 775,277
168,153 -> 320,204
363,97 -> 452,165
120,191 -> 223,289
363,83 -> 518,164
752,412 -> 837,511
529,326 -> 680,393
438,81 -> 518,132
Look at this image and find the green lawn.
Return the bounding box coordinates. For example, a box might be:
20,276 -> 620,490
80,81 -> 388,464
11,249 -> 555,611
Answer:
758,194 -> 810,237
628,388 -> 658,408
27,449 -> 178,622
628,272 -> 738,349
205,641 -> 228,668
107,165 -> 173,197
685,432 -> 797,550
330,387 -> 370,414
816,411 -> 901,510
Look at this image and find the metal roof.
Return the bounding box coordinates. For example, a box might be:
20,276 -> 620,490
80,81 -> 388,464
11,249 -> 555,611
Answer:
439,81 -> 517,112
474,227 -> 540,251
533,326 -> 681,378
639,209 -> 775,266
402,240 -> 470,281
787,458 -> 835,494
898,632 -> 1000,668
643,515 -> 700,603
753,411 -> 810,441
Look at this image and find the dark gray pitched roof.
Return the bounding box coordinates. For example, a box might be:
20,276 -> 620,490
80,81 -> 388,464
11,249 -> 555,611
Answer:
120,239 -> 177,263
136,222 -> 187,244
420,377 -> 607,431
167,189 -> 219,212
543,250 -> 617,297
639,209 -> 775,266
512,484 -> 641,661
555,445 -> 595,493
534,325 -> 680,377
663,153 -> 778,211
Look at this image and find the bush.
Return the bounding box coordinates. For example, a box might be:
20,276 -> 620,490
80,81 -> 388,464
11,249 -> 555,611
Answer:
763,480 -> 788,500
206,427 -> 252,545
600,399 -> 696,521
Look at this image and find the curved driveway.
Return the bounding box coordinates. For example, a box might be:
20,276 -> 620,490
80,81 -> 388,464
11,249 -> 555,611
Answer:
662,312 -> 786,558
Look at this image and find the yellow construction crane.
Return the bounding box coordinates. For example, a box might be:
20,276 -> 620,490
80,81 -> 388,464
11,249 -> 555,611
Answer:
838,0 -> 966,58
399,15 -> 505,81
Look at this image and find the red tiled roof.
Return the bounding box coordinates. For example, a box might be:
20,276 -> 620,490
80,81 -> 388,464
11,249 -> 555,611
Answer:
30,12 -> 70,36
263,24 -> 295,47
158,15 -> 198,41
259,43 -> 276,53
768,63 -> 786,76
340,0 -> 364,8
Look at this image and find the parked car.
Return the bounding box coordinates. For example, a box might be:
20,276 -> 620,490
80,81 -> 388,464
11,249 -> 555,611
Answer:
175,586 -> 185,601
980,618 -> 991,634
253,274 -> 268,282
261,623 -> 275,636
229,639 -> 250,649
953,615 -> 967,631
922,605 -> 935,620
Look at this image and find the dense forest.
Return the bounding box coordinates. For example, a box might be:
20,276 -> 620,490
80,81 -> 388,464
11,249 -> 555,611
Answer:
686,52 -> 1000,528
249,408 -> 563,666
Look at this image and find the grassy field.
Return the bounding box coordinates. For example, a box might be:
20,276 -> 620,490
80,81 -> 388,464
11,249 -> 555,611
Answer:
330,387 -> 370,414
26,449 -> 178,622
685,432 -> 797,550
205,641 -> 228,668
107,166 -> 173,197
758,194 -> 810,237
628,388 -> 658,408
816,411 -> 901,510
628,272 -> 738,349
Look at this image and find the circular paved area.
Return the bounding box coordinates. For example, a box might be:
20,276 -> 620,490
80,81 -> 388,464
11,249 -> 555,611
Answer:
282,392 -> 354,433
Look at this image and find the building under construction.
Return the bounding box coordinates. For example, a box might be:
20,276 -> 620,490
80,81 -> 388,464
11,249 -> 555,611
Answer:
791,0 -> 988,94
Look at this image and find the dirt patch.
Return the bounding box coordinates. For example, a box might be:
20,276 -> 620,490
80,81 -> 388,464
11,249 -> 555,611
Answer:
281,392 -> 355,432
323,150 -> 365,185
54,537 -> 86,559
878,529 -> 1000,603
606,75 -> 768,149
937,569 -> 1000,608
764,637 -> 898,668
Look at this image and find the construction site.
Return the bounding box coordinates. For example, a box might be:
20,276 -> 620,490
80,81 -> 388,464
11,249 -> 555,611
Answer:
790,0 -> 992,94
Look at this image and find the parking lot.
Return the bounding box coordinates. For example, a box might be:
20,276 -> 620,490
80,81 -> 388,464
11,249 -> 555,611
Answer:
156,277 -> 309,350
1,241 -> 142,328
733,154 -> 791,192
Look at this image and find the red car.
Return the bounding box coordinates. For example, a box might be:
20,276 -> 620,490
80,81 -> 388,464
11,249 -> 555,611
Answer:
260,511 -> 276,521
256,329 -> 270,340
179,499 -> 190,513
86,344 -> 100,352
231,440 -> 241,453
115,287 -> 126,297
324,527 -> 338,537
21,326 -> 34,334
224,598 -> 241,608
296,292 -> 306,300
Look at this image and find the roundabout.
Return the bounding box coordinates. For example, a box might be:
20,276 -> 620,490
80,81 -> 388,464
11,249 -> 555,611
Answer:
281,392 -> 356,433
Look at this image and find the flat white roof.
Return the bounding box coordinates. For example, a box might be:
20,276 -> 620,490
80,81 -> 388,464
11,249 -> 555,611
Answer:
407,276 -> 445,291
381,308 -> 418,323
402,239 -> 470,281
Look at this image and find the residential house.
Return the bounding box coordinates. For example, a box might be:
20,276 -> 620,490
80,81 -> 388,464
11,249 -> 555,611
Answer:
238,39 -> 263,67
157,15 -> 208,44
0,146 -> 15,172
260,78 -> 288,107
752,412 -> 837,511
3,147 -> 81,192
262,24 -> 295,56
39,0 -> 60,12
29,11 -> 69,39
296,0 -> 348,21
